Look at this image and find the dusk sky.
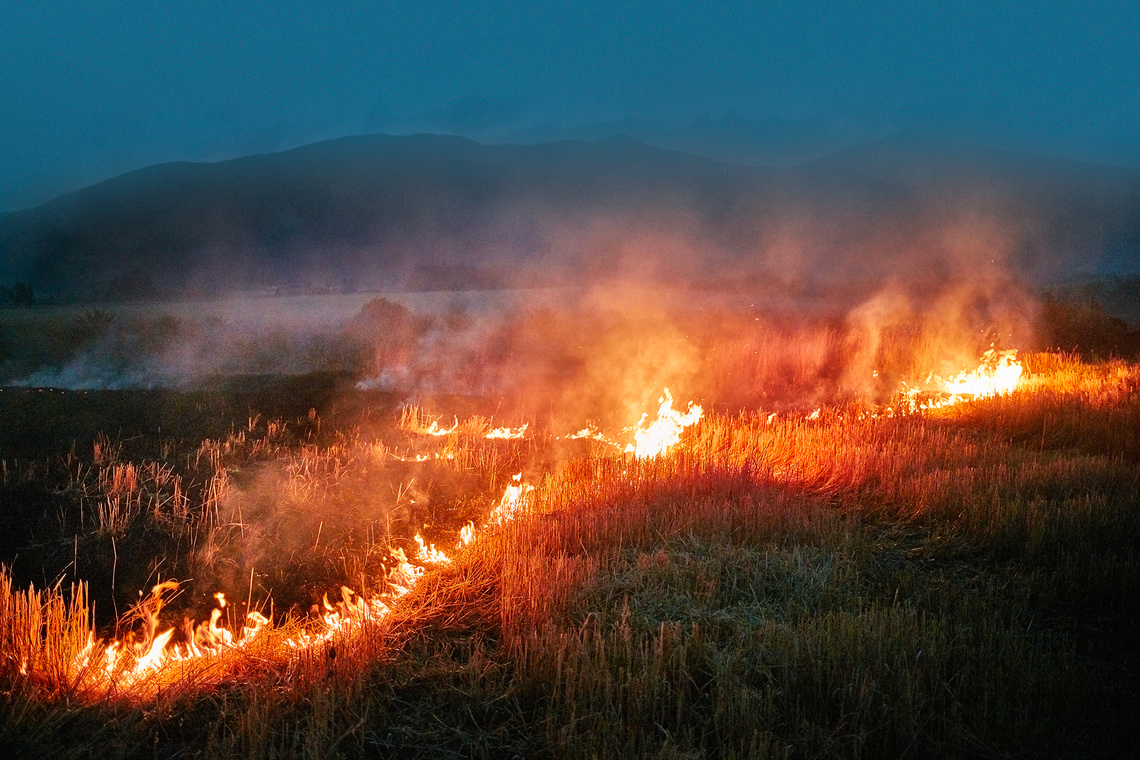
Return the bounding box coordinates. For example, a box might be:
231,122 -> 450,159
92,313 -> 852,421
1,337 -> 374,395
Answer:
2,1 -> 1138,211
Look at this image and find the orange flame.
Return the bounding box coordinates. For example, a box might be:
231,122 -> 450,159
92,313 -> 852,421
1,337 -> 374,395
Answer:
487,473 -> 534,525
626,389 -> 703,458
905,349 -> 1024,409
485,423 -> 529,439
414,533 -> 452,565
937,349 -> 1023,398
416,419 -> 460,436
52,423 -> 552,698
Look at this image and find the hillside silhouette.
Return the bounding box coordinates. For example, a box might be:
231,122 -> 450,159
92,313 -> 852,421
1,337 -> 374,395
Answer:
2,133 -> 1138,302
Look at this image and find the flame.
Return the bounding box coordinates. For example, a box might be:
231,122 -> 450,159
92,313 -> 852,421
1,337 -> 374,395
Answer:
40,345 -> 1031,700
132,628 -> 175,674
905,349 -> 1024,409
43,384 -> 721,698
84,579 -> 279,686
416,419 -> 460,436
59,463 -> 542,696
563,425 -> 624,450
485,423 -> 528,439
937,349 -> 1023,398
392,453 -> 434,462
487,473 -> 534,525
414,533 -> 452,565
401,408 -> 530,440
625,389 -> 703,459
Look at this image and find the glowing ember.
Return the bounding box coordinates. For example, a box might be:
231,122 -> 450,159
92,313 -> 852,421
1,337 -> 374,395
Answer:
626,389 -> 703,459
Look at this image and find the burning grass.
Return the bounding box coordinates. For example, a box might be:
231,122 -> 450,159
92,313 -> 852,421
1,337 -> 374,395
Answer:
1,353 -> 1138,757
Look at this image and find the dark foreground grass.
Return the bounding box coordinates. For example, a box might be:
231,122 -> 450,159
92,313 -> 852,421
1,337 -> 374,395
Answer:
2,355 -> 1138,758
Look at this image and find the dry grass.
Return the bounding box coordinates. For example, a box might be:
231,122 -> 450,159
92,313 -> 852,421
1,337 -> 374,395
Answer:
1,353 -> 1137,758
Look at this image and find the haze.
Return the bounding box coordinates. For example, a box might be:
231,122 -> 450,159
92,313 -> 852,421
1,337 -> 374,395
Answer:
3,1 -> 1138,211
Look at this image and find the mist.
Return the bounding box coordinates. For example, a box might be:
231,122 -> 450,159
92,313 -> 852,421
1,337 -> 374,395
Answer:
8,130 -> 1133,428
1,189 -> 1045,423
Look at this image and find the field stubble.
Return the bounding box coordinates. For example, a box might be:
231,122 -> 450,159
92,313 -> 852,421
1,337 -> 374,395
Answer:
1,354 -> 1138,758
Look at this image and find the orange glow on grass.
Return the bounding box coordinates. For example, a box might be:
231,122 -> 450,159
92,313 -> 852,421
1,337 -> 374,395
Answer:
57,466 -> 542,698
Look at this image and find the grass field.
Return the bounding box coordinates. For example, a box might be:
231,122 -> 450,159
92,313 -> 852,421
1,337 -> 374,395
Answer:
1,304 -> 1138,757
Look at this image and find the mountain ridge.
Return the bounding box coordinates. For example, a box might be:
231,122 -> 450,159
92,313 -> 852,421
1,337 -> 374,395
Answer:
2,132 -> 1138,301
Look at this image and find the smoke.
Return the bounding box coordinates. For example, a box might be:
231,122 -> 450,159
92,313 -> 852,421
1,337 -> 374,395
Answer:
0,142 -> 1053,417
0,187 -> 1056,622
319,185 -> 1045,421
0,303 -> 363,390
1,227 -> 1038,418
347,272 -> 1034,425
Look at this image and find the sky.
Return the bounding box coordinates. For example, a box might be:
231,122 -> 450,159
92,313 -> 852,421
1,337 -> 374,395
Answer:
2,1 -> 1138,210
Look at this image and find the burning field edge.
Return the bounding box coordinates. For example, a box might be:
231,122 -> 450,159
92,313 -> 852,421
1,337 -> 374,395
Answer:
1,353 -> 1138,758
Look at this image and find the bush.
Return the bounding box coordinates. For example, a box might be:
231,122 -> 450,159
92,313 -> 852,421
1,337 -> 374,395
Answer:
1038,291 -> 1140,358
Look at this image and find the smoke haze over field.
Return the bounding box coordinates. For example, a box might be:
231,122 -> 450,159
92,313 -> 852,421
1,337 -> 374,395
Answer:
0,134 -> 1131,409
0,270 -> 1035,424
7,12 -> 1140,748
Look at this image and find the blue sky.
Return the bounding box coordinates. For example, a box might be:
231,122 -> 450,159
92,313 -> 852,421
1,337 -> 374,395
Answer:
2,1 -> 1138,209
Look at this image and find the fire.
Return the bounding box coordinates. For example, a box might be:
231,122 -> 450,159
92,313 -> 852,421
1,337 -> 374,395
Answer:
47,360 -> 1007,700
485,423 -> 528,439
626,389 -> 703,459
384,548 -> 422,595
937,349 -> 1023,398
40,386 -> 708,698
414,533 -> 452,565
564,425 -> 624,450
90,581 -> 272,686
487,473 -> 534,525
400,407 -> 530,440
55,463 -> 542,697
904,349 -> 1025,409
416,419 -> 460,436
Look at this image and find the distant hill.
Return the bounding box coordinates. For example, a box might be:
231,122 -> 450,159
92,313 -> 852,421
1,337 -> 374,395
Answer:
1,133 -> 1138,302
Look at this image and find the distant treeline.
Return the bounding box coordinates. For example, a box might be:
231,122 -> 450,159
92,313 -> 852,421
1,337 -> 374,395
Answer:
1039,276 -> 1140,358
